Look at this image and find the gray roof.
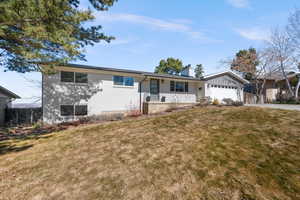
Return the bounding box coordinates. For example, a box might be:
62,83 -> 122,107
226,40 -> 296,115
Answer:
0,85 -> 20,99
258,71 -> 300,81
203,71 -> 249,84
63,63 -> 202,81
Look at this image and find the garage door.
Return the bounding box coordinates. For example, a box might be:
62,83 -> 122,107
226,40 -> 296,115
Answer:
209,85 -> 239,101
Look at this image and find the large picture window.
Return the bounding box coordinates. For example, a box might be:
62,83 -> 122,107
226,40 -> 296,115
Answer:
113,76 -> 134,86
170,81 -> 189,92
61,71 -> 88,83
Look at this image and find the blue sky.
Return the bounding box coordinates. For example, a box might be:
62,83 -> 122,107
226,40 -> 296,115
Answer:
1,0 -> 299,103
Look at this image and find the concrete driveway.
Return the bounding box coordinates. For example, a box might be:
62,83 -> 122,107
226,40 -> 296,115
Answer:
245,104 -> 300,111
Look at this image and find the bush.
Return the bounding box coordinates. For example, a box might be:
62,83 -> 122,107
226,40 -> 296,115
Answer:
212,99 -> 220,105
222,98 -> 234,106
32,121 -> 43,129
232,101 -> 244,106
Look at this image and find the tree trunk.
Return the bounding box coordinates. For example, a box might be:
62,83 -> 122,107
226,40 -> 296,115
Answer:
280,62 -> 294,98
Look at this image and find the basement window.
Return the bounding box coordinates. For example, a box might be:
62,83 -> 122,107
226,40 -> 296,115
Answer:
60,105 -> 74,116
75,105 -> 88,116
60,105 -> 88,116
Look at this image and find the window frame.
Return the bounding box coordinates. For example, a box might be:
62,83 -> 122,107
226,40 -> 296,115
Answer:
170,81 -> 189,93
60,105 -> 75,116
75,105 -> 88,116
61,71 -> 88,84
75,72 -> 88,84
113,75 -> 134,87
61,71 -> 75,83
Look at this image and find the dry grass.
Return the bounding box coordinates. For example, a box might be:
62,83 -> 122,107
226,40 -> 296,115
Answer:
0,107 -> 299,200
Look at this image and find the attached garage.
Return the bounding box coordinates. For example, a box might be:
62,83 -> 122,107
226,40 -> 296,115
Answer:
202,71 -> 249,103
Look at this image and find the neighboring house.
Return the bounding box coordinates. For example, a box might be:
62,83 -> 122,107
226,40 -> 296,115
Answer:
42,64 -> 248,124
0,85 -> 20,126
257,72 -> 300,103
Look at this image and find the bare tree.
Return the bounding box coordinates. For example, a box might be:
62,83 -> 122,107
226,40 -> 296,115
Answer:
266,28 -> 296,98
288,9 -> 300,100
221,48 -> 277,103
253,49 -> 279,103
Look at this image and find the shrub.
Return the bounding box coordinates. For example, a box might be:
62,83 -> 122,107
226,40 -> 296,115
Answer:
232,101 -> 244,106
212,99 -> 220,105
222,98 -> 234,106
32,121 -> 43,129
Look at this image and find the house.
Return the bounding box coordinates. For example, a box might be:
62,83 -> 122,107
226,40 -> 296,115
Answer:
42,64 -> 248,124
0,85 -> 20,126
256,71 -> 300,103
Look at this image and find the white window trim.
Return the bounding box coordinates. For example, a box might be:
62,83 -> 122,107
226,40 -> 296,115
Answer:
112,76 -> 135,87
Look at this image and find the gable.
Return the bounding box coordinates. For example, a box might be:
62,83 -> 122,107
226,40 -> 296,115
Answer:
206,74 -> 244,87
0,86 -> 20,99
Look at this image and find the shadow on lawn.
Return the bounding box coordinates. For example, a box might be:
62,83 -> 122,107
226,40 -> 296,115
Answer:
0,134 -> 54,155
0,143 -> 33,155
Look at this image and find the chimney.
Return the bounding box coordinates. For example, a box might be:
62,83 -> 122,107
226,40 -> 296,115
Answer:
181,65 -> 195,77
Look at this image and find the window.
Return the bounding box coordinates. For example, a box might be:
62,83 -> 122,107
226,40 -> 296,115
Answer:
75,73 -> 88,83
170,81 -> 189,92
60,105 -> 88,116
113,76 -> 134,86
124,77 -> 134,86
176,82 -> 184,92
61,71 -> 88,83
60,105 -> 74,116
185,82 -> 189,92
61,71 -> 74,83
170,81 -> 175,92
75,105 -> 88,116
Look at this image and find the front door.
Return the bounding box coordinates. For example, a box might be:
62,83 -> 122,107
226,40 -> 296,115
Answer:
150,79 -> 160,101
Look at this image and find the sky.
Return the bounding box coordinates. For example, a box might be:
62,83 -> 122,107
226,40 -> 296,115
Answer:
0,0 -> 299,103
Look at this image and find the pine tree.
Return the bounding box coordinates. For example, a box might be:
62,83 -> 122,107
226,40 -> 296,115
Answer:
194,64 -> 204,78
155,58 -> 184,75
0,0 -> 117,73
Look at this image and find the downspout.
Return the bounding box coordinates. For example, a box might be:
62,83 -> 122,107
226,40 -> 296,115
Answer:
139,75 -> 147,113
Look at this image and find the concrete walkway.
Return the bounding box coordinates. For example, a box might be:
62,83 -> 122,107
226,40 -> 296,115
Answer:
245,104 -> 300,111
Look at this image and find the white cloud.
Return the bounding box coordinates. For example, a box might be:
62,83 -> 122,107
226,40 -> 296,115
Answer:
94,13 -> 219,42
235,27 -> 270,41
227,0 -> 249,8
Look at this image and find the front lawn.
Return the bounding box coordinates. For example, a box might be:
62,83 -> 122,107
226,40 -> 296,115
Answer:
0,107 -> 299,200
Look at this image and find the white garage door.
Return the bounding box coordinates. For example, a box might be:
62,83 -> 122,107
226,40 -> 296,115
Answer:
208,85 -> 240,102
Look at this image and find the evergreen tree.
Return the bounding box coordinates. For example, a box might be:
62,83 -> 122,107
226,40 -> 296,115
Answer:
231,48 -> 259,80
0,0 -> 117,73
155,58 -> 184,75
194,64 -> 204,78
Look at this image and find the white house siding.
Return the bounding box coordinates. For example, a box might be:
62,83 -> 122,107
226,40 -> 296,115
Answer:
205,84 -> 244,102
43,70 -> 142,124
141,79 -> 198,103
204,74 -> 245,102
